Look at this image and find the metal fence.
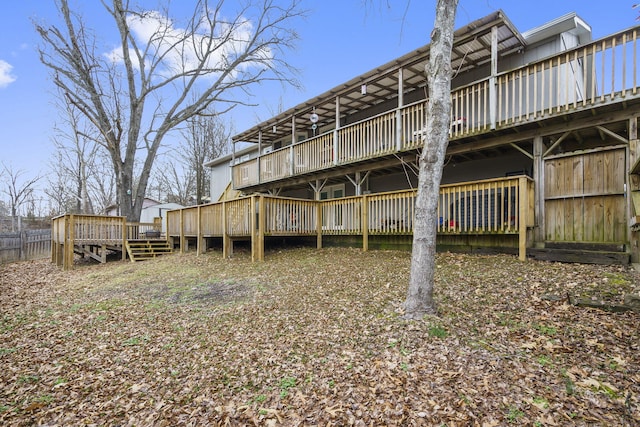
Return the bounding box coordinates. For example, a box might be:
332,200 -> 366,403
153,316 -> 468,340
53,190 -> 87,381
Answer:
0,229 -> 51,264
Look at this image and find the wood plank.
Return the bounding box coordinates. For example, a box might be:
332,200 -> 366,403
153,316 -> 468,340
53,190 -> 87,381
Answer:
572,198 -> 584,242
527,248 -> 629,264
584,196 -> 604,242
583,152 -> 604,195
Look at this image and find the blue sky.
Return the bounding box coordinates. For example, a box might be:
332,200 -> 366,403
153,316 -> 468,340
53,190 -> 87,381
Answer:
0,0 -> 637,195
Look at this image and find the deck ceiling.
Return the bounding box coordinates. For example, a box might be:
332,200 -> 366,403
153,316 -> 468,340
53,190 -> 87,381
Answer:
233,11 -> 526,145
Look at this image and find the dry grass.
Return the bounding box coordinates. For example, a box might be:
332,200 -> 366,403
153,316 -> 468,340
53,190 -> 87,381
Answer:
1,247 -> 639,426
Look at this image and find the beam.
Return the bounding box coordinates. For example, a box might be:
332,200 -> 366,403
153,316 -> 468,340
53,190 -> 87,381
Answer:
509,142 -> 533,159
447,105 -> 640,156
595,125 -> 629,144
543,131 -> 571,157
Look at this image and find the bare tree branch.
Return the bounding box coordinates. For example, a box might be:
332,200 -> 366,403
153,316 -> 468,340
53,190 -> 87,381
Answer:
36,0 -> 305,221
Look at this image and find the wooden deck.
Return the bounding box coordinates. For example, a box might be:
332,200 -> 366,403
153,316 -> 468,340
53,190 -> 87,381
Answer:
166,176 -> 534,262
51,214 -> 165,270
231,27 -> 640,191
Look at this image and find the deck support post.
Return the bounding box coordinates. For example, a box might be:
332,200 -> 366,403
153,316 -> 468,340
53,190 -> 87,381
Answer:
627,117 -> 639,262
533,136 -> 545,245
121,216 -> 127,261
489,25 -> 498,130
65,215 -> 75,270
179,209 -> 185,254
334,97 -> 340,166
250,195 -> 265,262
518,176 -> 529,261
197,205 -> 204,255
222,201 -> 231,258
396,67 -> 404,152
362,195 -> 369,251
316,201 -> 323,249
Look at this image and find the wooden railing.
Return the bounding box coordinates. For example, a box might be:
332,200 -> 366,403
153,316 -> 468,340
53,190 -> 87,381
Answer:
126,222 -> 161,239
232,27 -> 640,189
293,132 -> 334,174
51,214 -> 127,270
337,110 -> 397,163
263,196 -> 317,235
51,214 -> 168,269
167,175 -> 534,261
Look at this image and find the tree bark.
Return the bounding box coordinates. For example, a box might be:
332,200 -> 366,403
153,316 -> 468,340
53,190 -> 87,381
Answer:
404,0 -> 458,319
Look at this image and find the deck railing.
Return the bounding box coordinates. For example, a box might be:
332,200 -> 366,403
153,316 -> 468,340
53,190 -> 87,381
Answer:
232,27 -> 640,189
126,222 -> 161,239
51,215 -> 166,269
167,175 -> 534,261
51,214 -> 127,270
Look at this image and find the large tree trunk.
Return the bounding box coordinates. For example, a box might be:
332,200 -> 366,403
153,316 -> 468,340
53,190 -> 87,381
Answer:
404,0 -> 458,319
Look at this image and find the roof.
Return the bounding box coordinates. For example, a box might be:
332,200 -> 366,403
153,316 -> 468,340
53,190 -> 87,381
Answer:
232,10 -> 525,144
204,144 -> 258,168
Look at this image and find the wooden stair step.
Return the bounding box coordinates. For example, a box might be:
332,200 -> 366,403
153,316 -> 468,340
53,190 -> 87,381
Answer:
125,240 -> 172,262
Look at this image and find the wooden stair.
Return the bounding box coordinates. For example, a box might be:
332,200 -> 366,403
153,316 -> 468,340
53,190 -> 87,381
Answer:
125,240 -> 172,262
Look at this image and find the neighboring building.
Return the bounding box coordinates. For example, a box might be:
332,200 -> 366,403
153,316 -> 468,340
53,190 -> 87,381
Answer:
194,10 -> 640,263
106,198 -> 183,233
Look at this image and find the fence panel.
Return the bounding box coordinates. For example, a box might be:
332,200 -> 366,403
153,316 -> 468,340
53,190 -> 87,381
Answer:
0,229 -> 51,263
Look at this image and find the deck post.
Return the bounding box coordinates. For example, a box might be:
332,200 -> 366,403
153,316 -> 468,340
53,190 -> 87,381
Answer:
396,68 -> 404,152
250,195 -> 264,262
628,117 -> 639,262
222,201 -> 231,258
121,216 -> 127,261
533,136 -> 545,245
258,196 -> 265,261
489,25 -> 498,129
66,214 -> 75,271
316,201 -> 323,249
179,209 -> 185,253
197,205 -> 203,255
362,195 -> 369,251
518,176 -> 528,261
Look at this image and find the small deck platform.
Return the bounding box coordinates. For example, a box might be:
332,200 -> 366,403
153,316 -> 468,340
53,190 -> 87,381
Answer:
52,214 -> 170,270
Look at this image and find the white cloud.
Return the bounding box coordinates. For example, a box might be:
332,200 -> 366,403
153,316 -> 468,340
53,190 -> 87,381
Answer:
0,60 -> 16,88
105,9 -> 272,80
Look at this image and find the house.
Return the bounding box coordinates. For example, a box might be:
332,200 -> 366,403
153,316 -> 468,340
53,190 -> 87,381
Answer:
185,10 -> 640,263
106,198 -> 183,233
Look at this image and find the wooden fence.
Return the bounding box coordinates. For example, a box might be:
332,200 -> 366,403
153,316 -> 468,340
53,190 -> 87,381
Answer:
0,229 -> 51,264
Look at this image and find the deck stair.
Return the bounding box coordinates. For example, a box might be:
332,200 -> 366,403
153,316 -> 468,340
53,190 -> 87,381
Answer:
125,240 -> 172,262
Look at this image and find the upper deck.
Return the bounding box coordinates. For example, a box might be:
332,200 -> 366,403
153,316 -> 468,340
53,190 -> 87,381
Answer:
230,18 -> 640,193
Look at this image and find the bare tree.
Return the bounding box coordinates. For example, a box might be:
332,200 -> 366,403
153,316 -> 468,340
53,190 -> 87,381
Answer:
86,151 -> 117,214
36,0 -> 303,221
181,113 -> 231,204
404,0 -> 459,319
48,92 -> 102,215
1,164 -> 42,231
151,160 -> 196,206
45,151 -> 78,216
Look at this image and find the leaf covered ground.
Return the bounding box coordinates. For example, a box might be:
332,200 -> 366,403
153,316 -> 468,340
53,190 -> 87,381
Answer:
1,247 -> 639,426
